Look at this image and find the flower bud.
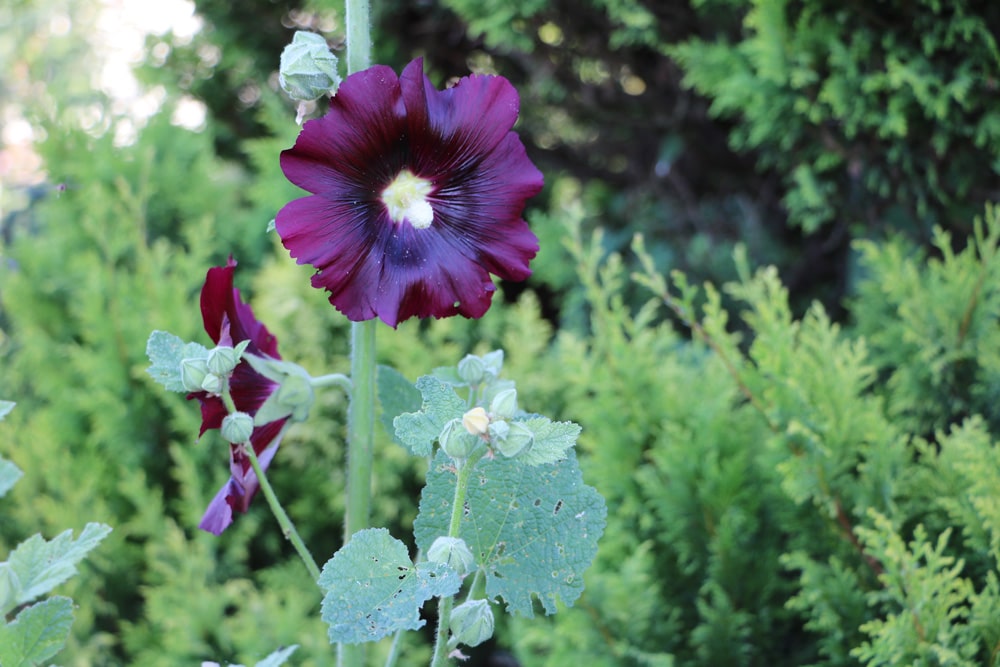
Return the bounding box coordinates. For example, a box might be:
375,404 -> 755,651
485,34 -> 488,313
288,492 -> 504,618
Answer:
495,421 -> 534,458
199,372 -> 225,395
206,345 -> 240,376
487,419 -> 509,443
180,357 -> 211,392
489,388 -> 518,420
457,354 -> 486,385
279,31 -> 341,101
449,599 -> 494,648
221,411 -> 255,444
426,536 -> 476,576
462,407 -> 490,436
439,418 -> 477,460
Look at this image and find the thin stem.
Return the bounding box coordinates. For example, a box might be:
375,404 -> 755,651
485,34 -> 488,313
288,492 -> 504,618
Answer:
430,453 -> 483,667
311,373 -> 352,392
346,0 -> 372,74
243,438 -> 322,581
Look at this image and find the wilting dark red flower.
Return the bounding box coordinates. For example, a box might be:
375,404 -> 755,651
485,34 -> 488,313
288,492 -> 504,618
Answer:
276,58 -> 544,328
188,258 -> 288,535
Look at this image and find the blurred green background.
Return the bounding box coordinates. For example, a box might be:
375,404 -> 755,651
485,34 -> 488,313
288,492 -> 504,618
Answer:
2,0 -> 1000,665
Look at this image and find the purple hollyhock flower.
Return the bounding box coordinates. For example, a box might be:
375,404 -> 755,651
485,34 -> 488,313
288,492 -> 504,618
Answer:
276,58 -> 544,328
188,258 -> 288,535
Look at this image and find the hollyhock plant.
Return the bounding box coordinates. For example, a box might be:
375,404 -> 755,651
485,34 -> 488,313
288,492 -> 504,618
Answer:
276,58 -> 544,327
188,258 -> 289,535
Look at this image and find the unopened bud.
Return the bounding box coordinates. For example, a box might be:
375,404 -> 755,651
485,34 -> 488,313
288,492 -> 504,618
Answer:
206,345 -> 241,376
279,31 -> 341,101
427,536 -> 476,576
489,388 -> 518,420
180,357 -> 210,392
457,355 -> 486,385
462,407 -> 490,436
449,599 -> 494,648
200,372 -> 225,395
439,418 -> 477,460
221,411 -> 255,444
495,421 -> 534,458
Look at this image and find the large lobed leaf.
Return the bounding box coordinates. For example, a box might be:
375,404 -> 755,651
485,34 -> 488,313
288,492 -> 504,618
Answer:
415,450 -> 606,616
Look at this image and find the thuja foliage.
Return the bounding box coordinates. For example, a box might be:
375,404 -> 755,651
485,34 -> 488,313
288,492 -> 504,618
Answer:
498,204 -> 1000,666
671,0 -> 1000,234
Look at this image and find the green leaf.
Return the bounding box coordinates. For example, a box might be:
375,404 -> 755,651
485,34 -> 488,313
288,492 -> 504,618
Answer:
145,330 -> 210,392
2,523 -> 113,614
0,400 -> 14,421
0,456 -> 23,498
516,417 -> 581,466
0,596 -> 74,667
377,365 -> 422,446
415,450 -> 606,616
254,644 -> 298,667
392,376 -> 467,456
318,528 -> 461,644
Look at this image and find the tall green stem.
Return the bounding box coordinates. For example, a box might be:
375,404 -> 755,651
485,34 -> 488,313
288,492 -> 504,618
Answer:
341,3 -> 373,665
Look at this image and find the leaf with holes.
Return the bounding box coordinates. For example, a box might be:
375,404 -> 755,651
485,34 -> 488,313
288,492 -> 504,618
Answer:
414,450 -> 606,616
318,528 -> 461,644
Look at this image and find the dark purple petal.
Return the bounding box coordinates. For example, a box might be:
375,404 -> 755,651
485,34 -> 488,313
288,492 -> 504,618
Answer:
276,59 -> 544,327
198,430 -> 283,536
187,259 -> 288,534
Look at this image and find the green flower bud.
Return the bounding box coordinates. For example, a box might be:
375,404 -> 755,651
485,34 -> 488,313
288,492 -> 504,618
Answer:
426,536 -> 476,576
439,418 -> 477,460
489,388 -> 518,420
279,31 -> 341,101
449,599 -> 494,648
180,357 -> 211,392
244,355 -> 317,425
457,354 -> 486,385
495,421 -> 534,458
200,372 -> 225,395
480,350 -> 504,378
487,419 -> 509,443
206,345 -> 240,376
221,411 -> 255,444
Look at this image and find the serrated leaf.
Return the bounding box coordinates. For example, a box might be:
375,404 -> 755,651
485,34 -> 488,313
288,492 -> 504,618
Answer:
254,644 -> 298,667
415,450 -> 606,617
0,400 -> 14,421
377,365 -> 421,446
516,417 -> 581,466
3,523 -> 112,614
145,330 -> 210,392
0,456 -> 23,497
318,528 -> 461,644
392,376 -> 467,456
0,596 -> 74,667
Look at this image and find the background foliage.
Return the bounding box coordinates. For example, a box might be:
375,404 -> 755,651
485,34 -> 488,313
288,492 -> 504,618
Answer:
2,0 -> 999,665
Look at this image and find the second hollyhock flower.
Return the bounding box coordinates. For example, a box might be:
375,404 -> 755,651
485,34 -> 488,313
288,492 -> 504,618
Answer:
276,58 -> 544,327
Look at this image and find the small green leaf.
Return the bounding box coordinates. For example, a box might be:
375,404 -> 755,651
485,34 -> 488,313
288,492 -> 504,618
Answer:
377,365 -> 422,445
145,330 -> 210,392
415,451 -> 606,617
0,596 -> 74,667
392,376 -> 467,456
254,644 -> 299,667
516,417 -> 581,466
318,528 -> 461,644
0,400 -> 14,421
3,523 -> 112,614
0,455 -> 23,497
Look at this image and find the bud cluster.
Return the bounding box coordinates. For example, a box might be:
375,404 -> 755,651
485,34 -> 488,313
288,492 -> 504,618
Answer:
437,384 -> 535,461
180,341 -> 251,395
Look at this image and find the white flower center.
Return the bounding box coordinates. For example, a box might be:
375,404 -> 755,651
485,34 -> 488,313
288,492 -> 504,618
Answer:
381,170 -> 434,229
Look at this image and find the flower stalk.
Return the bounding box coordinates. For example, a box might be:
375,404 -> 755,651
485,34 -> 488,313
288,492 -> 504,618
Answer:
341,2 -> 373,665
